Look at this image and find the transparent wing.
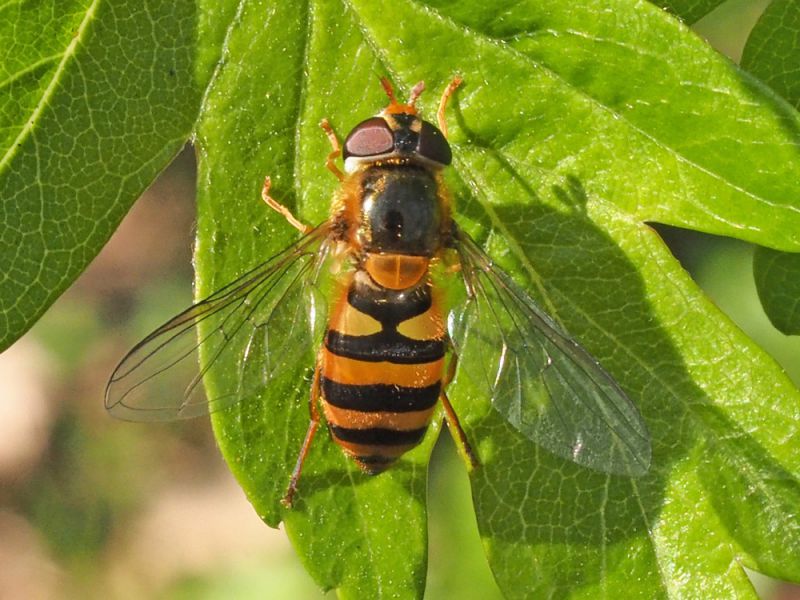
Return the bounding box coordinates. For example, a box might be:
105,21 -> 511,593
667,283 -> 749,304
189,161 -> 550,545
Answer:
449,227 -> 651,476
105,224 -> 334,421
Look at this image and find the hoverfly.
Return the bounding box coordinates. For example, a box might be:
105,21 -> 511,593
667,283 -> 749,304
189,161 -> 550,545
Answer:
106,77 -> 651,507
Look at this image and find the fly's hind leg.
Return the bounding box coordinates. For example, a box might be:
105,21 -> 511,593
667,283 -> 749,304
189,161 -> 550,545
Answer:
440,351 -> 480,471
319,119 -> 345,182
261,176 -> 312,235
282,363 -> 323,508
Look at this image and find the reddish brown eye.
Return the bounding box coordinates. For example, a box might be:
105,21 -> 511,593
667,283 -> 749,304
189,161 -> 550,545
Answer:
343,117 -> 394,159
417,121 -> 452,165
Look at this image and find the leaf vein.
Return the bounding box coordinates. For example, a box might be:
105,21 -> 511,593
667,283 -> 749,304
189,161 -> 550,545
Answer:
0,0 -> 101,173
0,52 -> 64,92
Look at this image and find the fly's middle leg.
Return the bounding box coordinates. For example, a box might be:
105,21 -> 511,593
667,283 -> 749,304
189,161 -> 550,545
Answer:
261,176 -> 312,235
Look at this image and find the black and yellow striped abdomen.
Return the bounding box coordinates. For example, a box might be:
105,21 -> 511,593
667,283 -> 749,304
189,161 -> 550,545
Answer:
320,270 -> 445,473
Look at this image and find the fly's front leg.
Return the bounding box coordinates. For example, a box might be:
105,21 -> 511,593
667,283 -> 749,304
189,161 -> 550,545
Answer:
282,362 -> 323,508
437,76 -> 463,139
261,176 -> 312,235
440,350 -> 480,471
319,119 -> 345,182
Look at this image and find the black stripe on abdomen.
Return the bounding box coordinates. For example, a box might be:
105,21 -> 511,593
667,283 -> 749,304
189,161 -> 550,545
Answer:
321,377 -> 440,412
329,424 -> 428,446
347,281 -> 431,325
325,329 -> 444,363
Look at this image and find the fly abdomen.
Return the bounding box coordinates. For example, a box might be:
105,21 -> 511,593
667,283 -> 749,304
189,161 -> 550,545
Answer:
320,271 -> 445,473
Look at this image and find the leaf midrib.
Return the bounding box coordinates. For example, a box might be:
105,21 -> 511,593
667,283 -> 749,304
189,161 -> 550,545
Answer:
196,0 -> 249,128
293,0 -> 315,210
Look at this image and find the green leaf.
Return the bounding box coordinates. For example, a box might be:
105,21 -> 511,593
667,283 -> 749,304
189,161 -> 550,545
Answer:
0,0 -> 205,350
753,249 -> 800,335
741,0 -> 800,334
741,0 -> 800,110
194,0 -> 800,598
647,0 -> 727,24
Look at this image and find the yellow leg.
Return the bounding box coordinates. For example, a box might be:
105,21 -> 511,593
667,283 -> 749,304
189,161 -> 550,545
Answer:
282,364 -> 322,508
319,119 -> 345,182
261,176 -> 312,234
440,352 -> 480,471
437,76 -> 463,139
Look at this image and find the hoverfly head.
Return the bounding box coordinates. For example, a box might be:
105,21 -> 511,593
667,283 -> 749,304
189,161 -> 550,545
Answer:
342,78 -> 452,173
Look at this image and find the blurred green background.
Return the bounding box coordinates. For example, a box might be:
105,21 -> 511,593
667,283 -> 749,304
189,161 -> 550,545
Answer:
1,1 -> 799,598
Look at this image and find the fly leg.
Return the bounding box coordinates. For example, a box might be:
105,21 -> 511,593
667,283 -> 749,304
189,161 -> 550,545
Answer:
437,76 -> 463,139
319,119 -> 345,182
282,363 -> 323,508
261,176 -> 312,235
440,351 -> 480,471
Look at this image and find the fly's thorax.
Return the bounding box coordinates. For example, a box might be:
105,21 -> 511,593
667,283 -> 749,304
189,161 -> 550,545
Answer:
358,164 -> 443,254
342,163 -> 449,289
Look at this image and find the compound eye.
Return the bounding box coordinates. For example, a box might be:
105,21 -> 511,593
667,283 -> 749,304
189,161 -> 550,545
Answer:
343,117 -> 394,159
417,121 -> 452,165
